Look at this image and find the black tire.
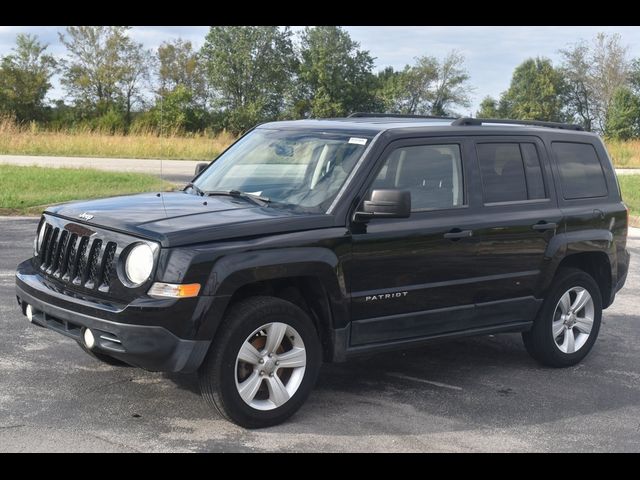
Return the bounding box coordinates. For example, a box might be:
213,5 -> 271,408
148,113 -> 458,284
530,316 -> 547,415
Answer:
76,341 -> 128,366
198,296 -> 322,429
522,267 -> 602,368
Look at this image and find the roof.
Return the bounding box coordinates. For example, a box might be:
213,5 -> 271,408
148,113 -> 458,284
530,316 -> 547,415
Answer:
257,115 -> 593,137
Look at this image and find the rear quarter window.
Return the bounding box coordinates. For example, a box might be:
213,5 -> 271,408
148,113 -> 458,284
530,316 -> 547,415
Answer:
552,142 -> 608,199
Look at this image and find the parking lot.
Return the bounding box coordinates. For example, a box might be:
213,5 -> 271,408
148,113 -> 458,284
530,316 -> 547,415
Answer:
1,216 -> 639,452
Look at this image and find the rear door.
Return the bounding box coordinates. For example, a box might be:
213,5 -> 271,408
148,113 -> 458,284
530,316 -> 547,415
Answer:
470,136 -> 562,323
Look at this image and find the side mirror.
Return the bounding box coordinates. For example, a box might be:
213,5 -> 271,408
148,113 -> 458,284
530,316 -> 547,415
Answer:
354,189 -> 411,222
194,162 -> 209,177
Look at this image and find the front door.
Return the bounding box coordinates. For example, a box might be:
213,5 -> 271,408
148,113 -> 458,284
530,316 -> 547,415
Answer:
347,138 -> 482,346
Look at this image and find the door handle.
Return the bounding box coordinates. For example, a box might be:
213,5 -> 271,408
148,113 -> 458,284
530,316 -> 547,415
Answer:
532,222 -> 557,231
444,229 -> 473,239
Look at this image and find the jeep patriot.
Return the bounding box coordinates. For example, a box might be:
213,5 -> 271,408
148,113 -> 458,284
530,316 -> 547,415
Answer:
16,114 -> 630,428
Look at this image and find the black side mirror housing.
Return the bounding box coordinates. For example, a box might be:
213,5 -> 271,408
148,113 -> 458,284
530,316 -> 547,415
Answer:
194,162 -> 209,177
354,189 -> 411,222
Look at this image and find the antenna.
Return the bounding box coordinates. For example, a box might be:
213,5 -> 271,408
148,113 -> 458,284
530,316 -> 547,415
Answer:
158,90 -> 168,218
159,92 -> 164,186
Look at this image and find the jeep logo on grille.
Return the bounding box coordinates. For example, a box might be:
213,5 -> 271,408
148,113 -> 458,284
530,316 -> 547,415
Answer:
78,212 -> 94,221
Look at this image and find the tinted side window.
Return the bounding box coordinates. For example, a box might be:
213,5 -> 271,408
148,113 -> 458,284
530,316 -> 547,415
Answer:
477,143 -> 546,203
552,142 -> 608,199
521,143 -> 546,200
371,144 -> 464,211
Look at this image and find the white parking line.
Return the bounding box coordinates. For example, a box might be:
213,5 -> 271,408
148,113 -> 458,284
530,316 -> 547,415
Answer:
386,372 -> 463,391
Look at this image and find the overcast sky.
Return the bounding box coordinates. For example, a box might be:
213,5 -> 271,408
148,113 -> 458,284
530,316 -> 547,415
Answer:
1,26 -> 640,114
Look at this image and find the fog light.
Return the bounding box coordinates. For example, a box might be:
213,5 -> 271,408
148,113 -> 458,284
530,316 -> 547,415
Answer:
84,328 -> 96,349
25,304 -> 34,322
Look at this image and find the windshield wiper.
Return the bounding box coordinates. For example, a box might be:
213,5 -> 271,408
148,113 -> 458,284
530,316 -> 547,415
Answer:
184,182 -> 205,196
204,190 -> 270,206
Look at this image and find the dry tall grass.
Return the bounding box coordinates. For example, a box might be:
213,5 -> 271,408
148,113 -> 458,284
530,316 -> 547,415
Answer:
0,117 -> 236,160
604,140 -> 640,168
2,117 -> 640,167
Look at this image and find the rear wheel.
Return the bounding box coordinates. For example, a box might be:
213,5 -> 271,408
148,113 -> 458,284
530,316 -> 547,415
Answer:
523,268 -> 602,367
199,296 -> 322,428
76,341 -> 128,366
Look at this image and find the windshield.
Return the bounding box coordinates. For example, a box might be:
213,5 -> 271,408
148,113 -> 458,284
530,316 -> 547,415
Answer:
193,128 -> 372,213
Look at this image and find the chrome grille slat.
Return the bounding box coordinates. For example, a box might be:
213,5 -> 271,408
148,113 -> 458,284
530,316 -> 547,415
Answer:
44,228 -> 60,274
38,221 -> 119,293
84,240 -> 103,289
60,233 -> 77,280
100,242 -> 117,290
39,224 -> 52,268
52,230 -> 69,277
73,237 -> 89,285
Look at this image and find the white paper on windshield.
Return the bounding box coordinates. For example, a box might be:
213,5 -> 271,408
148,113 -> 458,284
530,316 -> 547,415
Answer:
348,137 -> 368,145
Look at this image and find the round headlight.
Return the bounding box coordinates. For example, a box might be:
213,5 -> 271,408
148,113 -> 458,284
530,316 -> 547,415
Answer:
35,221 -> 46,256
124,243 -> 154,286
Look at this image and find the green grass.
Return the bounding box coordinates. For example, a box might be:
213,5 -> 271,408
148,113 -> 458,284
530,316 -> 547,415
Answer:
619,175 -> 640,217
0,165 -> 172,216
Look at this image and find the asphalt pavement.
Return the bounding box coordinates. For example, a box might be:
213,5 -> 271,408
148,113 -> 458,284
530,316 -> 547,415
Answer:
1,217 -> 639,452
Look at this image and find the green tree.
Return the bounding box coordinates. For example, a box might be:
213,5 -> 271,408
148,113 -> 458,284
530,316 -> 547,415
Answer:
150,39 -> 209,132
376,67 -> 403,113
295,26 -> 379,118
134,85 -> 208,134
629,58 -> 640,97
157,39 -> 207,106
118,40 -> 153,126
605,86 -> 640,140
430,51 -> 472,116
0,34 -> 56,122
58,26 -> 151,127
559,33 -> 630,131
376,51 -> 472,116
201,26 -> 296,133
477,96 -> 501,118
500,57 -> 567,122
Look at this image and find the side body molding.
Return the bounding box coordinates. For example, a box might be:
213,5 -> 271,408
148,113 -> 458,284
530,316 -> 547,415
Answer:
544,229 -> 614,259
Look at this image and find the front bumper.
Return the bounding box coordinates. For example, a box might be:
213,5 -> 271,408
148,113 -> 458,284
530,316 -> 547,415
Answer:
16,261 -> 210,373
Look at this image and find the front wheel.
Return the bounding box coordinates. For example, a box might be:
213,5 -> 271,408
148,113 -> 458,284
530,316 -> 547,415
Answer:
523,267 -> 602,367
198,296 -> 322,428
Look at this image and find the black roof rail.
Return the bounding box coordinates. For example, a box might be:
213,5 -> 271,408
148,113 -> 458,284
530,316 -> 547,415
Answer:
348,112 -> 457,120
451,117 -> 584,131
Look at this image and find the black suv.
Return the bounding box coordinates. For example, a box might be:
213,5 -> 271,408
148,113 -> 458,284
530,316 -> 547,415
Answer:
15,114 -> 630,428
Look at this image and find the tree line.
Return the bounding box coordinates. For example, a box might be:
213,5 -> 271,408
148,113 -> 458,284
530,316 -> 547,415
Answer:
1,26 -> 639,139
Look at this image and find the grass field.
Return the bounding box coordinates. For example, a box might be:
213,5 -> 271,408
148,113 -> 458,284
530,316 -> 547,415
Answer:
0,118 -> 235,161
0,165 -> 172,216
605,140 -> 640,168
2,118 -> 640,167
619,175 -> 640,218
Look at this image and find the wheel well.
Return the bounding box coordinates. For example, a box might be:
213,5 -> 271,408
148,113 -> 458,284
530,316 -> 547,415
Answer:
556,252 -> 612,308
227,277 -> 334,360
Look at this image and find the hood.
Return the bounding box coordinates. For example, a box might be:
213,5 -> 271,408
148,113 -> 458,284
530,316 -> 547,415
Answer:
46,192 -> 334,247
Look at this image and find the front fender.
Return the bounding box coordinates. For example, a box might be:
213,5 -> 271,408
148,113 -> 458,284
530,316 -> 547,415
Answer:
198,247 -> 349,340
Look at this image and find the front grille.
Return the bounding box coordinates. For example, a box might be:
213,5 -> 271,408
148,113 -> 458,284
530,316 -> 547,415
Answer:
38,222 -> 118,293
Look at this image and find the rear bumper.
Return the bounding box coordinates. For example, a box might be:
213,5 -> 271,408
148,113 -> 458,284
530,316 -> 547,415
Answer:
15,261 -> 210,373
608,248 -> 630,307
617,248 -> 630,291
